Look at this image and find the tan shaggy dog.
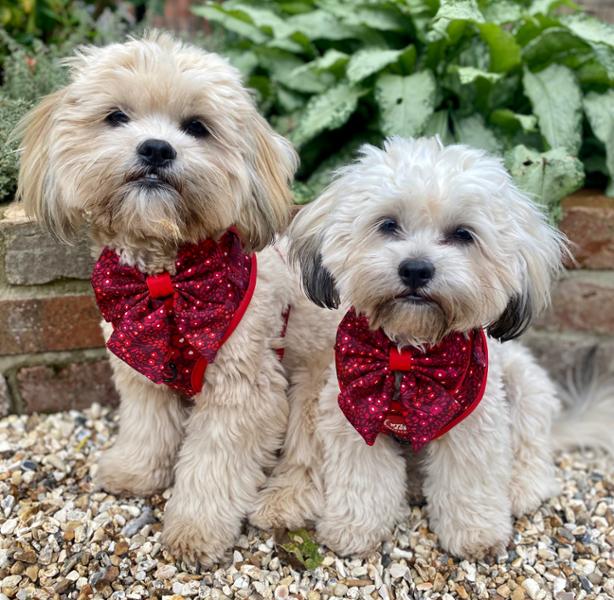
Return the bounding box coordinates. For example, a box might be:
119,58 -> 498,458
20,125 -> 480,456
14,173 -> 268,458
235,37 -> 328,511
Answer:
15,32 -> 308,565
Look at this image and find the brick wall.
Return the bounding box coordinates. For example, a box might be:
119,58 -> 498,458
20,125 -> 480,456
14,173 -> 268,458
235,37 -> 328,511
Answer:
525,191 -> 614,381
578,0 -> 614,22
0,192 -> 613,415
0,203 -> 118,415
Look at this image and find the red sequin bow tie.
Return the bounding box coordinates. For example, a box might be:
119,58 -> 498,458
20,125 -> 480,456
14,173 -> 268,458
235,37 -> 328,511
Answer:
92,230 -> 256,397
335,308 -> 488,451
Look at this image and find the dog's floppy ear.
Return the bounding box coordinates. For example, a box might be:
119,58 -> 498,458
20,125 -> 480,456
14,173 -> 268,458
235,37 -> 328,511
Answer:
288,190 -> 340,309
488,185 -> 566,341
237,113 -> 298,251
16,88 -> 80,242
488,292 -> 533,342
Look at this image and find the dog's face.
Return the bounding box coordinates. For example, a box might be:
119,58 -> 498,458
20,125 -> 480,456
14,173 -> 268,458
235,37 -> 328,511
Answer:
290,137 -> 565,345
17,33 -> 298,252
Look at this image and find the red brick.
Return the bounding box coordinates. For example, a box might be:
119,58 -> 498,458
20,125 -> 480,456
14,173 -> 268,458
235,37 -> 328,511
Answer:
560,191 -> 614,269
538,272 -> 614,335
17,360 -> 119,413
0,293 -> 104,355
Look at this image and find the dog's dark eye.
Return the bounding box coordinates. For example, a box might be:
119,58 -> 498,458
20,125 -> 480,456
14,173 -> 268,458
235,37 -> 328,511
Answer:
378,218 -> 400,235
182,118 -> 209,138
447,227 -> 474,244
105,110 -> 130,126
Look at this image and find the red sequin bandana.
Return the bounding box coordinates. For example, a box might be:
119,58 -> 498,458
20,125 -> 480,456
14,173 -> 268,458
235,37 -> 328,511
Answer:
335,308 -> 488,451
92,230 -> 256,397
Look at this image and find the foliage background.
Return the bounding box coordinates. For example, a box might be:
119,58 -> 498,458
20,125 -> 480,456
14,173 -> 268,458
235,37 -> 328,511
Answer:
1,0 -> 613,220
197,0 -> 614,219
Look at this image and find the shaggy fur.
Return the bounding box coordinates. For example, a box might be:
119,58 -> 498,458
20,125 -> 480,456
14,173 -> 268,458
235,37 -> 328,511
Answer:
254,137 -> 613,559
16,33 -> 301,564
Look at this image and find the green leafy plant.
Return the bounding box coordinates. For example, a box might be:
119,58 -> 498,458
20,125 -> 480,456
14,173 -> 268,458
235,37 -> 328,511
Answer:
278,528 -> 323,570
195,0 -> 614,216
0,2 -> 138,201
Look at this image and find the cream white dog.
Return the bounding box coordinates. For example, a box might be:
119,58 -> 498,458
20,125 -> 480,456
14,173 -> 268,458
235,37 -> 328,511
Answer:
253,137 -> 614,559
16,33 -> 302,564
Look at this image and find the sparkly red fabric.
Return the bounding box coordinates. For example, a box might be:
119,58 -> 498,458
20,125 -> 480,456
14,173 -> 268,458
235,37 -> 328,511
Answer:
91,230 -> 256,397
335,308 -> 489,451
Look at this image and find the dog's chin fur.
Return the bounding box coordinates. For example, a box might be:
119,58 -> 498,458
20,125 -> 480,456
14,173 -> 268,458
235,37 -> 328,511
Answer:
254,137 -> 614,561
16,31 -> 298,266
16,32 -> 303,566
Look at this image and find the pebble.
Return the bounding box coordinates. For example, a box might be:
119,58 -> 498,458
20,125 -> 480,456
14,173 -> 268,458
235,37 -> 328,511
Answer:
0,407 -> 611,600
0,519 -> 17,536
333,583 -> 348,596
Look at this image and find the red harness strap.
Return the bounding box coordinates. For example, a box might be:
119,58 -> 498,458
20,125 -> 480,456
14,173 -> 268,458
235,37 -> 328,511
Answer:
276,307 -> 291,361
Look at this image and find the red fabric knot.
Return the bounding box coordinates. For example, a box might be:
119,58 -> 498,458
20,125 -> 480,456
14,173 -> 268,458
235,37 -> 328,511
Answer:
335,308 -> 489,451
91,230 -> 257,397
146,272 -> 174,299
389,347 -> 413,371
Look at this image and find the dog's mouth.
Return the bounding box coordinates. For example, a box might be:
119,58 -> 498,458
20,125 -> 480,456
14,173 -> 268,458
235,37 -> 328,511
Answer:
395,291 -> 437,306
126,169 -> 179,191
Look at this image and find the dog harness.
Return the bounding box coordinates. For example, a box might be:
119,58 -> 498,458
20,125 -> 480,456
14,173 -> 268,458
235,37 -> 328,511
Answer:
92,230 -> 259,397
335,308 -> 488,451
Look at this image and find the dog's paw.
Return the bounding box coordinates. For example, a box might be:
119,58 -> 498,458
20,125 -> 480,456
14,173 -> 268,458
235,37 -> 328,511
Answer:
316,518 -> 387,558
250,469 -> 320,531
95,447 -> 173,497
509,475 -> 559,518
161,520 -> 231,569
432,516 -> 512,560
250,490 -> 307,531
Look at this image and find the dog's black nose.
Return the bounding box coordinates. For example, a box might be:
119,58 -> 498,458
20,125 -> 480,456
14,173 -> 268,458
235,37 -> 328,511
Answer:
137,139 -> 176,167
398,259 -> 435,289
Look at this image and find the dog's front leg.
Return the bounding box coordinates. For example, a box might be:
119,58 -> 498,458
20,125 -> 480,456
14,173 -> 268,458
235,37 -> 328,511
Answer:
315,379 -> 408,557
423,362 -> 513,559
96,355 -> 187,496
162,354 -> 288,566
249,366 -> 327,531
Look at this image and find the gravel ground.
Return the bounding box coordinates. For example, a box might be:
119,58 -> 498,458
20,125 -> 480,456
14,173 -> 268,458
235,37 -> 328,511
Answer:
0,405 -> 612,600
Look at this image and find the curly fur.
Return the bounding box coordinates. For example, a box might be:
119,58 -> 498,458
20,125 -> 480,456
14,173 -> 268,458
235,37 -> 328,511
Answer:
16,32 -> 302,565
255,137 -> 612,559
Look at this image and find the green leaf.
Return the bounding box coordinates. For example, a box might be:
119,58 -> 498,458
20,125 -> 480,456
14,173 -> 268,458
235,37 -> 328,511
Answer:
561,13 -> 614,47
279,529 -> 323,571
288,10 -> 356,41
277,50 -> 348,94
255,47 -> 303,81
429,0 -> 484,40
277,86 -> 306,112
225,50 -> 259,77
192,5 -> 268,44
522,27 -> 591,69
490,109 -> 538,134
347,48 -> 403,83
453,114 -> 502,154
224,3 -> 293,39
453,65 -> 503,84
561,13 -> 614,78
523,65 -> 582,154
477,23 -> 522,73
529,0 -> 576,15
341,6 -> 410,32
314,49 -> 350,74
306,137 -> 370,197
291,83 -> 365,147
505,145 -> 585,220
282,63 -> 336,93
423,110 -> 454,144
375,71 -> 437,138
480,1 -> 523,24
584,90 -> 614,194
